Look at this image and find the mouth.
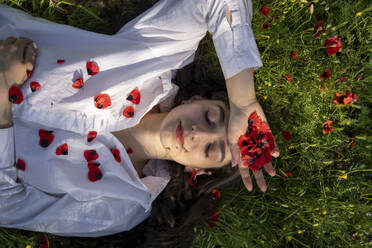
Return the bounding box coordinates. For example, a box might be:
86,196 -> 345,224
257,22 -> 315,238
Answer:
176,121 -> 184,148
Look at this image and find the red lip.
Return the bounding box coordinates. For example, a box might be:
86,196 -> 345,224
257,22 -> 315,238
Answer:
176,121 -> 184,148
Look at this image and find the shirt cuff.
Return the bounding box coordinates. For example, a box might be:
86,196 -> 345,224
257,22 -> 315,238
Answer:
0,126 -> 15,169
212,24 -> 263,80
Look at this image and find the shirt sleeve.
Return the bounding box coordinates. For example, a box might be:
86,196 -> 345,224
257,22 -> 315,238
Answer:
206,0 -> 263,79
0,128 -> 150,237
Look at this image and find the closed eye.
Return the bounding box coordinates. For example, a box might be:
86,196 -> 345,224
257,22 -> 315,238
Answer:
205,111 -> 213,126
205,143 -> 211,158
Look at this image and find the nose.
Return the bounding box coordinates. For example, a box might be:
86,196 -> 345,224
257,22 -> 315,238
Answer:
190,125 -> 216,141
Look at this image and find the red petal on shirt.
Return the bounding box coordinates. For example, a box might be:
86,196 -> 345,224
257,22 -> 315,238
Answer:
72,78 -> 84,89
39,129 -> 54,148
30,81 -> 41,92
57,59 -> 65,65
84,149 -> 99,161
86,61 -> 100,76
123,106 -> 135,118
88,166 -> 103,182
8,86 -> 24,104
56,143 -> 68,155
26,70 -> 33,78
111,148 -> 121,163
15,159 -> 26,171
126,147 -> 133,154
88,161 -> 101,170
87,131 -> 98,142
126,87 -> 141,104
94,93 -> 111,109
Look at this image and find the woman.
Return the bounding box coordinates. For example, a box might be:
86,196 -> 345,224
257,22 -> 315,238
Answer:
0,0 -> 279,245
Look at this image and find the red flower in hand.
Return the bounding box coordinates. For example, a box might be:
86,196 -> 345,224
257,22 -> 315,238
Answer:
322,120 -> 333,134
325,35 -> 342,55
238,111 -> 275,172
8,86 -> 24,104
259,6 -> 269,16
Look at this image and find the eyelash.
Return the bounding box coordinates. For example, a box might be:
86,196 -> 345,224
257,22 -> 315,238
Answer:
205,143 -> 212,158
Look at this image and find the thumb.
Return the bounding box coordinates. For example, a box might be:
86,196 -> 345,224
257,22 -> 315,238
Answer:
230,143 -> 241,167
271,139 -> 280,158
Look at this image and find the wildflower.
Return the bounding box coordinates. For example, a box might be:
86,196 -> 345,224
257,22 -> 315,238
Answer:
261,21 -> 271,29
356,11 -> 363,17
325,35 -> 342,55
284,74 -> 292,82
259,6 -> 269,17
322,120 -> 333,134
339,173 -> 347,179
314,19 -> 326,38
332,90 -> 357,105
349,136 -> 356,148
322,210 -> 327,215
320,84 -> 326,91
339,76 -> 347,83
284,171 -> 292,178
282,130 -> 292,141
291,49 -> 297,60
298,230 -> 304,234
320,68 -> 331,80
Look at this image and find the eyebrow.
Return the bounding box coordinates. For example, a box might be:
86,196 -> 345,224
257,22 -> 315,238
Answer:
219,140 -> 226,163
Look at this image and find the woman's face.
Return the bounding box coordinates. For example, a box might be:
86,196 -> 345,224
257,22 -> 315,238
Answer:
160,99 -> 231,168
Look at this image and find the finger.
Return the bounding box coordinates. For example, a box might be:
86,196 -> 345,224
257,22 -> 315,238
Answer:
263,162 -> 276,177
3,37 -> 17,45
253,169 -> 267,192
238,161 -> 253,191
24,42 -> 37,71
230,143 -> 240,167
15,37 -> 34,62
271,139 -> 280,158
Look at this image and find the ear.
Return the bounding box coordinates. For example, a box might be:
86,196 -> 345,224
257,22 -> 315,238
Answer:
181,95 -> 204,105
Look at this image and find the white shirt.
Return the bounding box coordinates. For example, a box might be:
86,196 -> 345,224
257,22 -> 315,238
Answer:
0,0 -> 262,237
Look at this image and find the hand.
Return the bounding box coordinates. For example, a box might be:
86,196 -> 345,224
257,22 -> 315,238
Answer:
0,36 -> 37,91
227,100 -> 280,192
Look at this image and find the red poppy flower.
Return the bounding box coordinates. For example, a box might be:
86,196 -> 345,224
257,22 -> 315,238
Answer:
325,35 -> 342,56
320,68 -> 331,79
126,87 -> 141,104
87,131 -> 98,143
322,120 -> 333,134
261,21 -> 271,29
84,149 -> 99,161
320,84 -> 326,91
332,90 -> 357,105
282,130 -> 292,141
238,111 -> 275,172
111,148 -> 121,163
72,78 -> 84,89
284,171 -> 292,178
39,130 -> 54,148
291,49 -> 297,60
56,143 -> 68,155
259,6 -> 269,16
211,189 -> 221,200
349,137 -> 356,148
123,106 -> 135,118
339,77 -> 346,83
30,81 -> 41,92
284,74 -> 292,82
57,59 -> 65,65
94,93 -> 111,109
35,236 -> 50,248
88,161 -> 100,170
86,61 -> 100,76
126,147 -> 133,154
15,159 -> 26,171
26,70 -> 33,78
315,29 -> 326,38
314,19 -> 326,38
88,166 -> 103,182
188,170 -> 197,187
8,86 -> 24,104
207,210 -> 219,227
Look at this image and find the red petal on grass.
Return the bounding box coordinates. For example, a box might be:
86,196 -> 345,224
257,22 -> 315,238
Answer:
285,74 -> 292,82
322,120 -> 333,134
284,171 -> 292,178
123,106 -> 135,118
282,130 -> 292,141
291,49 -> 297,60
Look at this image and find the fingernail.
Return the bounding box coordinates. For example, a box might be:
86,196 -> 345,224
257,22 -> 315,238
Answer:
32,42 -> 37,49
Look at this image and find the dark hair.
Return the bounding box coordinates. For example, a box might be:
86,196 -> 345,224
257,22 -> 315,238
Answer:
116,45 -> 242,247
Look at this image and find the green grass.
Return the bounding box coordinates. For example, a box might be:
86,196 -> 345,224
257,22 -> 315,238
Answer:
0,0 -> 371,247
